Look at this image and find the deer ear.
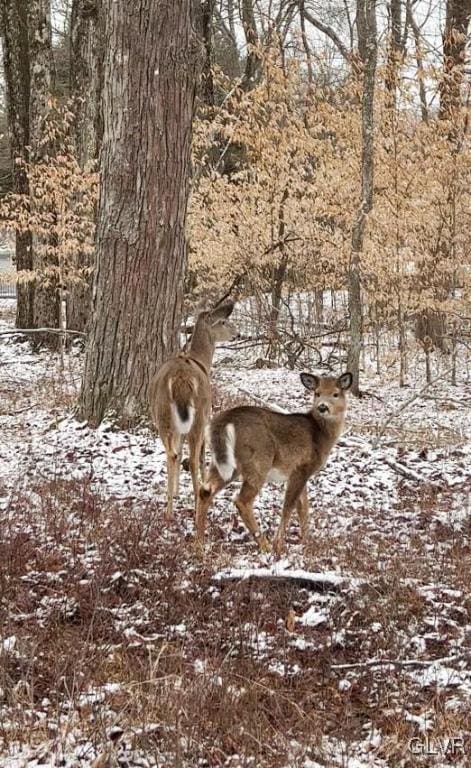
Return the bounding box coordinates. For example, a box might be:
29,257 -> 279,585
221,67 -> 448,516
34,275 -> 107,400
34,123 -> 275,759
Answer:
300,372 -> 319,391
210,300 -> 234,321
337,372 -> 353,390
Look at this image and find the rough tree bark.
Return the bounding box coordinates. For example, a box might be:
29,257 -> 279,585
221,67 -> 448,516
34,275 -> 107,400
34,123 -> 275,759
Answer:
0,0 -> 34,328
78,0 -> 202,424
347,0 -> 377,395
29,0 -> 59,341
67,0 -> 104,333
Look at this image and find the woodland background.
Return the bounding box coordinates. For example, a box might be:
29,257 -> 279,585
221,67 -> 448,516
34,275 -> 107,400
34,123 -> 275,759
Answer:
0,3 -> 470,766
0,0 -> 469,422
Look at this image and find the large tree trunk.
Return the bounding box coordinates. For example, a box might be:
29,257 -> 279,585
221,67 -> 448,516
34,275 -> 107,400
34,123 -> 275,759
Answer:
0,0 -> 34,328
78,0 -> 202,425
67,0 -> 104,333
29,0 -> 59,342
347,0 -> 377,395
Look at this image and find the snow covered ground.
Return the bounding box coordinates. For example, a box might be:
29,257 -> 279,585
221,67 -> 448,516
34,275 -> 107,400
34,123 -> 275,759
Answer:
0,299 -> 470,767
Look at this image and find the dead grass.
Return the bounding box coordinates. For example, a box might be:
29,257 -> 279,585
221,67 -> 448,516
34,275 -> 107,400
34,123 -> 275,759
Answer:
0,477 -> 469,767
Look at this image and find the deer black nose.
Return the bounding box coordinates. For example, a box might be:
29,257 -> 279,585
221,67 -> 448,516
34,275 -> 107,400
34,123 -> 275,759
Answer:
318,403 -> 329,414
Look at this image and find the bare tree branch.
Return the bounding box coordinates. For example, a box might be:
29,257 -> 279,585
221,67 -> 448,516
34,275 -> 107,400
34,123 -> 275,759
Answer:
300,2 -> 359,72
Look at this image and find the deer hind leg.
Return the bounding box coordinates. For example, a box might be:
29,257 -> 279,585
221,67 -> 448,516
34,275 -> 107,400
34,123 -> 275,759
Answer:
199,438 -> 206,482
234,480 -> 270,553
195,465 -> 226,546
174,437 -> 183,498
296,486 -> 309,541
162,433 -> 181,520
273,472 -> 309,556
188,430 -> 204,508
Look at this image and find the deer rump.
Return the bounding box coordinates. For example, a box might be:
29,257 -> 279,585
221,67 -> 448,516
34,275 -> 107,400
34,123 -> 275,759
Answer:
167,369 -> 197,435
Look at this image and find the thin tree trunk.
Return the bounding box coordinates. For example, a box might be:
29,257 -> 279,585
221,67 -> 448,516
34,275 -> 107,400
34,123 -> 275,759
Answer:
416,0 -> 470,353
347,0 -> 377,395
0,0 -> 34,328
78,0 -> 202,424
67,0 -> 104,333
240,0 -> 262,91
200,0 -> 216,106
406,0 -> 429,123
30,0 -> 59,343
385,0 -> 403,109
70,0 -> 103,167
268,187 -> 289,358
299,1 -> 314,85
439,0 -> 471,125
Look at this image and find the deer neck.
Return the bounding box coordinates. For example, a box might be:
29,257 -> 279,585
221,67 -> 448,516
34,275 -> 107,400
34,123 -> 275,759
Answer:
188,323 -> 215,372
310,410 -> 345,446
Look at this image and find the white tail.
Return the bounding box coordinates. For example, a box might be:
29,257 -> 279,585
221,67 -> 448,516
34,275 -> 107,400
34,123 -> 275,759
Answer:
213,423 -> 236,481
171,402 -> 195,435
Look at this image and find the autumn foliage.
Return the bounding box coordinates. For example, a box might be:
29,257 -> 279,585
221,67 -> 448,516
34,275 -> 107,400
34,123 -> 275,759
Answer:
190,51 -> 470,374
0,104 -> 98,326
1,44 -> 470,385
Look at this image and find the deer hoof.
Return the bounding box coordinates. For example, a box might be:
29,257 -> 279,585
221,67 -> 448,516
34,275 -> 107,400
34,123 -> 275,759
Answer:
272,535 -> 285,557
258,535 -> 272,554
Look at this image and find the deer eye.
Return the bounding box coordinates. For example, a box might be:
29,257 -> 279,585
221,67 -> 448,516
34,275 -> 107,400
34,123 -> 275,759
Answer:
314,391 -> 320,397
333,392 -> 339,398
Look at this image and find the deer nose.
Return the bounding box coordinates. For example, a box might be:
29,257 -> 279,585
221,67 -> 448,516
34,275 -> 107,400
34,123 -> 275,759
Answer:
318,403 -> 329,414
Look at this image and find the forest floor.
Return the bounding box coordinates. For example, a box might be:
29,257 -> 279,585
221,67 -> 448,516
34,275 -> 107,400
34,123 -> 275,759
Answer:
0,299 -> 470,768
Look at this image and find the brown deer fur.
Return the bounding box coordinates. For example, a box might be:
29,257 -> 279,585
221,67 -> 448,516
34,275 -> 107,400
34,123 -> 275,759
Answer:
195,371 -> 352,554
149,302 -> 238,517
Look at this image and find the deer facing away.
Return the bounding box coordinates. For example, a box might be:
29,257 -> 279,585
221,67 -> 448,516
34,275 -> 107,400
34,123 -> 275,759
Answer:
149,301 -> 239,518
195,371 -> 352,555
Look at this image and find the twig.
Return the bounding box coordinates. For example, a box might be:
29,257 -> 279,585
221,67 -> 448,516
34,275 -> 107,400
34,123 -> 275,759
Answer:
332,651 -> 471,671
340,433 -> 428,483
0,327 -> 86,338
213,271 -> 247,309
0,404 -> 38,416
371,368 -> 453,449
383,458 -> 424,483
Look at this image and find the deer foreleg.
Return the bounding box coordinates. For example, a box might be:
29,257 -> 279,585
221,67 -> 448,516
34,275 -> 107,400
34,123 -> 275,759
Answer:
296,486 -> 310,540
273,471 -> 310,556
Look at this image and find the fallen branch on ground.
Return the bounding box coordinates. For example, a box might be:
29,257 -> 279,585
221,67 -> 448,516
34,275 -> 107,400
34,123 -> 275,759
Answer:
332,651 -> 471,671
236,386 -> 289,413
0,327 -> 86,338
213,567 -> 351,592
371,368 -> 453,449
383,457 -> 424,482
